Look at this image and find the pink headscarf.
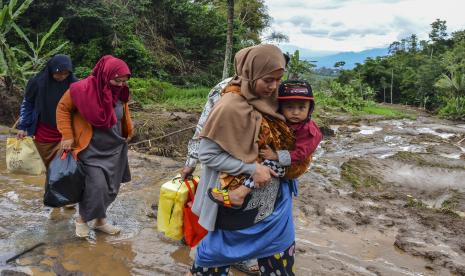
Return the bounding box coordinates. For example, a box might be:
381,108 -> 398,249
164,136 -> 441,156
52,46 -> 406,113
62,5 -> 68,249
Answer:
70,55 -> 131,128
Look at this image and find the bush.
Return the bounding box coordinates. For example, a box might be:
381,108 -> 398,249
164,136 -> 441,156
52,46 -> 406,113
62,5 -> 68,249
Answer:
71,38 -> 111,71
439,97 -> 465,120
129,78 -> 170,105
73,66 -> 92,79
321,81 -> 366,111
114,35 -> 156,78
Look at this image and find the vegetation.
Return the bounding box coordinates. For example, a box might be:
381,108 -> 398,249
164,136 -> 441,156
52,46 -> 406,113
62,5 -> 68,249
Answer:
285,50 -> 315,80
358,104 -> 414,119
341,158 -> 382,189
14,0 -> 273,86
335,19 -> 465,120
2,1 -> 461,122
0,0 -> 65,89
129,78 -> 209,111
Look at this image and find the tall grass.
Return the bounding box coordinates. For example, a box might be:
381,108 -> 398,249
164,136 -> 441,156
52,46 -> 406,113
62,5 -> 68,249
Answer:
129,78 -> 209,111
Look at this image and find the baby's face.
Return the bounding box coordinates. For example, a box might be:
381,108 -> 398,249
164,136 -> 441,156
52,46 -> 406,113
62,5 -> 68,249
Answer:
281,100 -> 310,123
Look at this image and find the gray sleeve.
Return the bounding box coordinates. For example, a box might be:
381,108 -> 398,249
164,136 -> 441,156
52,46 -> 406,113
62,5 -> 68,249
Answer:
277,150 -> 292,166
199,138 -> 256,176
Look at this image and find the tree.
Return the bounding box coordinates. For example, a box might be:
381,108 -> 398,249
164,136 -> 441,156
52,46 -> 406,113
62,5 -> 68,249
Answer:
286,50 -> 315,80
428,19 -> 448,57
235,0 -> 270,44
18,0 -> 273,85
380,76 -> 387,102
435,69 -> 465,120
222,0 -> 234,79
334,61 -> 345,68
429,19 -> 448,42
388,41 -> 402,54
435,69 -> 465,98
263,31 -> 289,43
408,34 -> 418,53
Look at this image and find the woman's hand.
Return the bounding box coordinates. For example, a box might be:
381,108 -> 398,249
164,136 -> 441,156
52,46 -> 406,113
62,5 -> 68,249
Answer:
252,163 -> 278,188
61,139 -> 74,151
180,166 -> 195,179
16,130 -> 27,139
259,145 -> 278,161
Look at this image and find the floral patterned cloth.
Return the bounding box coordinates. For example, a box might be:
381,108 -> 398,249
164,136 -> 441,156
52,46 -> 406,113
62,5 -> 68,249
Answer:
217,85 -> 294,190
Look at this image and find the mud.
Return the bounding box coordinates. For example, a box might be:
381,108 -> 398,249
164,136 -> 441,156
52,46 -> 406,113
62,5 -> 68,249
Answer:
1,106 -> 465,275
0,78 -> 22,126
129,108 -> 199,160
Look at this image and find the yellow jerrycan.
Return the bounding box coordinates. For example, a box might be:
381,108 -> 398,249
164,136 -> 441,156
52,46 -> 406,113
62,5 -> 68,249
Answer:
157,175 -> 200,240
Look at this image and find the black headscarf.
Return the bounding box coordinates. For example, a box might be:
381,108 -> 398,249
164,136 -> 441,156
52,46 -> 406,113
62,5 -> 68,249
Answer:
24,54 -> 78,127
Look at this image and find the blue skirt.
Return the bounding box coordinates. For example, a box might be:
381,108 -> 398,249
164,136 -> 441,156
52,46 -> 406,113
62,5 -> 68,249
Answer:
195,179 -> 297,268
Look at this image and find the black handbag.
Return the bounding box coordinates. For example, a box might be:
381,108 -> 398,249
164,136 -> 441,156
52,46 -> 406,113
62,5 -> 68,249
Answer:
43,151 -> 85,207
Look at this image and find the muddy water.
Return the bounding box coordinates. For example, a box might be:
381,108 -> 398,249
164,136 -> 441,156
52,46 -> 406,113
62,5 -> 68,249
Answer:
0,126 -> 193,275
1,111 -> 465,275
293,113 -> 465,275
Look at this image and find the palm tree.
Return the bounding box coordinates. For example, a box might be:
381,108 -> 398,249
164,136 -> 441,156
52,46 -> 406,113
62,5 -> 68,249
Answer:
435,70 -> 465,98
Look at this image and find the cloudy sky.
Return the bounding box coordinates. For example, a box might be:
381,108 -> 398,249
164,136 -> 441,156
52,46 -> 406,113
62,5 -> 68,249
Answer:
265,0 -> 465,53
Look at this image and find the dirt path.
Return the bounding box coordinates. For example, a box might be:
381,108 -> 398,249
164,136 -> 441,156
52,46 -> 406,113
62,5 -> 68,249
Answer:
1,106 -> 465,275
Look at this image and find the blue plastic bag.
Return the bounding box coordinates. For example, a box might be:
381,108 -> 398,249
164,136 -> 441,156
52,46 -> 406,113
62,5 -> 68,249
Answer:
43,151 -> 85,207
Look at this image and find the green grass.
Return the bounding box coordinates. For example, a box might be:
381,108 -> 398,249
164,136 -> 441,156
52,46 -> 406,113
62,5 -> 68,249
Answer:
152,86 -> 210,112
357,103 -> 416,119
129,78 -> 209,111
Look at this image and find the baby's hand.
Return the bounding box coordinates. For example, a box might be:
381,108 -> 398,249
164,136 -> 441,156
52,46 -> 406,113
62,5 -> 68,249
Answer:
260,145 -> 278,161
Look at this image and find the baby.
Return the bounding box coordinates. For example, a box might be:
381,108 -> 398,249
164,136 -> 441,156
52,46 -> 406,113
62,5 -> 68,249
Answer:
209,80 -> 322,208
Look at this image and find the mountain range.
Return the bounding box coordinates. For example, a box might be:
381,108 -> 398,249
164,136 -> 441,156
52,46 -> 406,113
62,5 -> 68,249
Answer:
279,45 -> 390,69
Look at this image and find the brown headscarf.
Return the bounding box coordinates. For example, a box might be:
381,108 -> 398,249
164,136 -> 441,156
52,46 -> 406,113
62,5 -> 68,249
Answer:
200,44 -> 286,163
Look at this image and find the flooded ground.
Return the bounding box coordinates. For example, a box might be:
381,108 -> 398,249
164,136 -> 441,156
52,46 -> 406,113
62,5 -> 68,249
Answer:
1,107 -> 465,275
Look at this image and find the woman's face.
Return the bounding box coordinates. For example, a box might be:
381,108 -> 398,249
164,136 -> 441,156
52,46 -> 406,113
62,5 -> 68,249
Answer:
254,69 -> 284,98
52,70 -> 70,82
109,75 -> 129,87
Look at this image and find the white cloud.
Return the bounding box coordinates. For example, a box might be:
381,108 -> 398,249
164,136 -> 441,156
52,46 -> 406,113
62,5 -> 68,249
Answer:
264,0 -> 465,52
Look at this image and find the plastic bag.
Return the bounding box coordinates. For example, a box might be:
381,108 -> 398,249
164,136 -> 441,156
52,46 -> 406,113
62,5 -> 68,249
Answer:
43,151 -> 85,207
183,178 -> 207,247
6,137 -> 45,175
157,175 -> 200,240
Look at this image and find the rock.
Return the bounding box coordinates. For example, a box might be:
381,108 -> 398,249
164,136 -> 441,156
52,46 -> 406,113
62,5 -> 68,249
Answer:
348,211 -> 371,225
365,266 -> 382,276
383,219 -> 395,227
315,204 -> 326,216
321,216 -> 350,231
319,125 -> 335,137
0,270 -> 31,276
